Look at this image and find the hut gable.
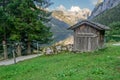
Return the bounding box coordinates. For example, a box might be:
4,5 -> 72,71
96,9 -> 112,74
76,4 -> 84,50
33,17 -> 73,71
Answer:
75,24 -> 98,34
68,20 -> 110,52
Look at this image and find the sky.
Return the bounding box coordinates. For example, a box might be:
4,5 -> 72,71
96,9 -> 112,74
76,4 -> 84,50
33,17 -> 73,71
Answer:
49,0 -> 98,11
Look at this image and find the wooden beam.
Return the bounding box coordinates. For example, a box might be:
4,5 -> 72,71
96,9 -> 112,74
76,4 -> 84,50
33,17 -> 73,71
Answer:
77,33 -> 97,37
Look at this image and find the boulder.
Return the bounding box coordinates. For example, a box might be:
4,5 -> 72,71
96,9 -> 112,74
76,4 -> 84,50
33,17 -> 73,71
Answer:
45,47 -> 54,55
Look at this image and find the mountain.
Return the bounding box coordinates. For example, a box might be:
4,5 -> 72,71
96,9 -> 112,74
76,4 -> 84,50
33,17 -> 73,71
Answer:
90,2 -> 120,26
89,0 -> 120,42
55,36 -> 74,46
46,17 -> 73,43
89,0 -> 120,19
46,8 -> 91,45
52,9 -> 91,25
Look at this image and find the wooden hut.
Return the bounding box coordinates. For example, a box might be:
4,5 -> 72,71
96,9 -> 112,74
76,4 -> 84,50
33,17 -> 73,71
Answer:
68,20 -> 110,52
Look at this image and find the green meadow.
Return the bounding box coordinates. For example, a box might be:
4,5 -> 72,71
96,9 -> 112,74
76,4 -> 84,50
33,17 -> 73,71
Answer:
0,45 -> 120,80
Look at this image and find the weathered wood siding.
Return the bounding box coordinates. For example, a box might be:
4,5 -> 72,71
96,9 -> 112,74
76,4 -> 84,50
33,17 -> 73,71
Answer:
99,30 -> 105,48
74,24 -> 105,52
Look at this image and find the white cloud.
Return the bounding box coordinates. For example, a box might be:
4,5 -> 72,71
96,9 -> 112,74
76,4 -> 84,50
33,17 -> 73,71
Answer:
91,0 -> 98,5
55,5 -> 91,15
68,6 -> 82,12
56,5 -> 82,12
56,5 -> 66,11
91,0 -> 103,5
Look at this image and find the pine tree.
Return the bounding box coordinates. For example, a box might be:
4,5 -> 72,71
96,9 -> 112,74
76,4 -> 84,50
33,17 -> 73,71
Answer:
0,0 -> 11,59
7,0 -> 53,54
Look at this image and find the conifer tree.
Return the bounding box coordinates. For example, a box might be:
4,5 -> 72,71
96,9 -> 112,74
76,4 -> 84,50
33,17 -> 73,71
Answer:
7,0 -> 53,54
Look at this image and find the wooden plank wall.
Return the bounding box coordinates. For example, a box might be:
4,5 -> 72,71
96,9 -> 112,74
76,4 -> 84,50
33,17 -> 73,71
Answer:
73,24 -> 104,52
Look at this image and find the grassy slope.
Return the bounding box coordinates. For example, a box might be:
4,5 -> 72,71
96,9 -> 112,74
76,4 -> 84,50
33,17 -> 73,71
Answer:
92,3 -> 120,26
0,45 -> 120,80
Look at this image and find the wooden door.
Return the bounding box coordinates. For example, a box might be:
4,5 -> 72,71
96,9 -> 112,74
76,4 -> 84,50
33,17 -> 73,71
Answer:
77,37 -> 89,51
76,33 -> 98,51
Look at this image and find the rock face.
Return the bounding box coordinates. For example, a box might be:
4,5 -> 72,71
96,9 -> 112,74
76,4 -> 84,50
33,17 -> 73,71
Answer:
89,0 -> 120,19
52,9 -> 91,25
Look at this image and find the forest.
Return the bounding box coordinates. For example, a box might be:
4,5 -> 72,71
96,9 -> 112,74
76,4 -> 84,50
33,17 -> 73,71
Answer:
0,0 -> 53,60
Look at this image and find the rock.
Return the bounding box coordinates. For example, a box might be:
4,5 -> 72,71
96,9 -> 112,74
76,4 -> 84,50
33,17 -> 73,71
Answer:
52,9 -> 91,25
67,44 -> 73,52
55,45 -> 62,53
61,46 -> 67,51
89,0 -> 120,19
45,47 -> 54,55
42,44 -> 73,56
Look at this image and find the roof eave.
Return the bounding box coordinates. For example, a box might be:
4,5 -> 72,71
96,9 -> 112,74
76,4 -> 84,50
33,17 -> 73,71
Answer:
67,20 -> 110,31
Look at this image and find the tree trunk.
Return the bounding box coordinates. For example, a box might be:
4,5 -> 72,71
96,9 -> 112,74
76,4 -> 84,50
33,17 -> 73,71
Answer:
16,43 -> 22,56
2,40 -> 8,59
27,41 -> 31,54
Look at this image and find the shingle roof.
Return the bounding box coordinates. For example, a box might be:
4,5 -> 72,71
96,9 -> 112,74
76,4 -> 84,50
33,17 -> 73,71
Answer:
68,20 -> 110,30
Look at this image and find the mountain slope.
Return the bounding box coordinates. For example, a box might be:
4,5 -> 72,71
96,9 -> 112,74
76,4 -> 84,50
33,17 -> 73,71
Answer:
46,17 -> 73,43
91,3 -> 120,26
89,0 -> 120,19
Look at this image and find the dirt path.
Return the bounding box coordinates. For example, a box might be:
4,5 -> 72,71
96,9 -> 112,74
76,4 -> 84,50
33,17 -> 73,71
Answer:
113,43 -> 120,46
0,54 -> 43,66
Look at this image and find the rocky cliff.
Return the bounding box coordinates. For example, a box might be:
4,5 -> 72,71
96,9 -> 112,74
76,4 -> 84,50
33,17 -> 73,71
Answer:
89,0 -> 120,19
52,9 -> 91,25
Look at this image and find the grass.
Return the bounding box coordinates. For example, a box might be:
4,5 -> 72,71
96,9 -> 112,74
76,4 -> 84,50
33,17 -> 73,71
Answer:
0,45 -> 120,80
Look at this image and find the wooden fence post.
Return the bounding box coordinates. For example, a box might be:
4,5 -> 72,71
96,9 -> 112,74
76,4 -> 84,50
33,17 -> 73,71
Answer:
12,50 -> 16,64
